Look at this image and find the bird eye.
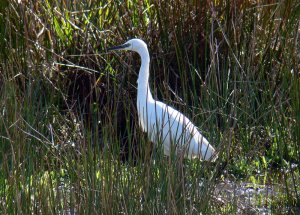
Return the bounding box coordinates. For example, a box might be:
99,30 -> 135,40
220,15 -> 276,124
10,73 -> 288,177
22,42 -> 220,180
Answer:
124,43 -> 131,48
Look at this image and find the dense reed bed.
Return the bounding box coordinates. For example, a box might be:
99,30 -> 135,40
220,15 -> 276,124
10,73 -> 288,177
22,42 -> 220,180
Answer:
0,0 -> 299,214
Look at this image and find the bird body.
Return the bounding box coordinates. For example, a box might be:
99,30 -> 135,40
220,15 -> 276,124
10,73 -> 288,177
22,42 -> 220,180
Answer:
108,39 -> 216,160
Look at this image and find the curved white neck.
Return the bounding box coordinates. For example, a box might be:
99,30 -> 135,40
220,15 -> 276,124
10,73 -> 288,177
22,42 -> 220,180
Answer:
137,47 -> 154,103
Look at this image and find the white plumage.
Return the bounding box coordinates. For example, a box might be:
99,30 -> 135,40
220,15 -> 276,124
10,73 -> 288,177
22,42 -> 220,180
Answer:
108,39 -> 216,160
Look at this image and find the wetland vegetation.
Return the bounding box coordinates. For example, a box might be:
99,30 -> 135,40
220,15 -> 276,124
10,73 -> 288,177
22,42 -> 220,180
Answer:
0,0 -> 299,214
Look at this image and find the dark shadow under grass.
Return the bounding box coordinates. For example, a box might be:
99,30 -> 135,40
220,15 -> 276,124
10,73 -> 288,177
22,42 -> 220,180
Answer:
0,0 -> 299,214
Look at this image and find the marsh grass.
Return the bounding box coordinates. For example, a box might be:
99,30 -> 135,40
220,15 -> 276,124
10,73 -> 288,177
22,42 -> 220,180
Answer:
0,0 -> 299,214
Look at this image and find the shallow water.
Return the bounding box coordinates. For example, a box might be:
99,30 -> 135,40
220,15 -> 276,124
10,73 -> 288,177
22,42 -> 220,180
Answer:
214,178 -> 299,214
215,180 -> 273,214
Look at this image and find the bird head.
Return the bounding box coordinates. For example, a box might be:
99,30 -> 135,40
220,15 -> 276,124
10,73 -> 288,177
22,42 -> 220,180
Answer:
108,39 -> 147,53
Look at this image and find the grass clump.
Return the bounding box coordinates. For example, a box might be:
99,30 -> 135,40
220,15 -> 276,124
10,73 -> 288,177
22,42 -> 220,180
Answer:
0,0 -> 299,214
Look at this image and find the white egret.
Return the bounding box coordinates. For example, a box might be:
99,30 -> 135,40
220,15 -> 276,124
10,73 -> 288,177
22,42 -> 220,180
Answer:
108,39 -> 216,161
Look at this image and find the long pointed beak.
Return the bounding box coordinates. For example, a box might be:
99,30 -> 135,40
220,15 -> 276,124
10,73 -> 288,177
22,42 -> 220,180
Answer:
107,43 -> 130,51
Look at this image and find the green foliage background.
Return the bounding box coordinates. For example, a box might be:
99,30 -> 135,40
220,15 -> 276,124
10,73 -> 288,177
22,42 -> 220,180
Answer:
0,0 -> 299,214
